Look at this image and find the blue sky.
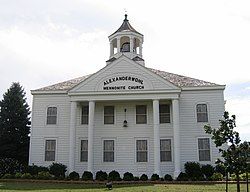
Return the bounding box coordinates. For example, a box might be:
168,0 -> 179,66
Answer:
0,0 -> 249,141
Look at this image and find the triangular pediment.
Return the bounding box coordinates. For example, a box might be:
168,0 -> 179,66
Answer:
69,55 -> 180,93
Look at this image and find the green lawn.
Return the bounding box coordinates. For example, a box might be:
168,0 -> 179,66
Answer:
0,181 -> 248,192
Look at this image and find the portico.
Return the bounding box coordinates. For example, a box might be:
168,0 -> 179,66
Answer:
68,92 -> 181,177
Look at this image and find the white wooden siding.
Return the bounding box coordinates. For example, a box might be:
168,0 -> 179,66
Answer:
30,88 -> 224,177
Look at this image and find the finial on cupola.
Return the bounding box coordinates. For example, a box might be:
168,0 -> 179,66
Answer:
124,14 -> 128,21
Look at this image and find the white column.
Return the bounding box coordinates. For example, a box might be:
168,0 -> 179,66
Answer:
139,41 -> 143,56
172,99 -> 181,178
87,101 -> 95,173
117,38 -> 121,53
110,41 -> 114,56
69,101 -> 77,173
130,36 -> 133,53
153,99 -> 161,176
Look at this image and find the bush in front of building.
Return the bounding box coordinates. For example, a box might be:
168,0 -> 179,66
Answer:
214,164 -> 226,176
201,164 -> 214,180
108,170 -> 121,181
95,170 -> 107,181
164,174 -> 173,181
37,171 -> 53,180
14,172 -> 22,179
49,163 -> 67,179
150,173 -> 160,181
176,172 -> 188,181
185,162 -> 203,181
68,171 -> 79,180
140,174 -> 148,181
133,176 -> 139,181
211,172 -> 223,181
123,172 -> 134,181
21,173 -> 33,179
81,171 -> 93,181
26,164 -> 49,176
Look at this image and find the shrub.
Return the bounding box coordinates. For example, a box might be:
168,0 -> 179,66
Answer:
164,174 -> 173,181
133,176 -> 139,181
81,171 -> 93,181
14,172 -> 22,179
49,163 -> 67,179
37,171 -> 53,180
108,170 -> 121,181
21,173 -> 32,179
201,164 -> 214,180
1,173 -> 14,179
26,165 -> 49,176
123,172 -> 134,181
185,162 -> 203,181
176,172 -> 188,181
211,172 -> 223,181
140,174 -> 148,181
68,171 -> 79,180
0,158 -> 24,177
151,173 -> 160,181
95,170 -> 107,181
214,164 -> 226,176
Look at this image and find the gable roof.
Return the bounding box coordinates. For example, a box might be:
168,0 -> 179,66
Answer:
34,67 -> 220,92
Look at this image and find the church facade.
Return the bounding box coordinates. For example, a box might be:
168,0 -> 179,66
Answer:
29,15 -> 225,178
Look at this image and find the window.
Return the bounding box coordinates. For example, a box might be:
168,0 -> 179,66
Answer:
136,140 -> 148,162
196,104 -> 208,122
104,106 -> 114,124
160,139 -> 172,162
198,138 -> 211,161
45,140 -> 56,161
103,140 -> 114,162
80,140 -> 88,162
136,105 -> 147,124
160,104 -> 170,123
47,107 -> 57,125
81,106 -> 89,124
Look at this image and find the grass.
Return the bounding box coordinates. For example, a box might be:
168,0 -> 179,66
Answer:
0,181 -> 249,192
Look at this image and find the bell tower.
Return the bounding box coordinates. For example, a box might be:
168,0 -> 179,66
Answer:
107,14 -> 144,65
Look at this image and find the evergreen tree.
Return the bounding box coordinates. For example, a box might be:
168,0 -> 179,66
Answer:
0,82 -> 30,164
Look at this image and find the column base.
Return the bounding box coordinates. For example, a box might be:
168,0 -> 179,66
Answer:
173,170 -> 181,179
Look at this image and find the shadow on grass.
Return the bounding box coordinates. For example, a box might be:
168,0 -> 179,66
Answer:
0,181 -> 155,191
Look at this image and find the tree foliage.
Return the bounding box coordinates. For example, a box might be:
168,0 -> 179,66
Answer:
0,82 -> 30,164
204,111 -> 250,192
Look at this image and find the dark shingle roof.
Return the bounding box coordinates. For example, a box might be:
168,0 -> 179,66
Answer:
110,14 -> 142,37
34,68 -> 219,92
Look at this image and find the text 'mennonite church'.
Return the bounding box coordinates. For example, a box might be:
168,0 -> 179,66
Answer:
29,15 -> 225,178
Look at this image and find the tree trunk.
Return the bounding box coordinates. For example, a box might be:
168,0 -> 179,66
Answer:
236,173 -> 240,192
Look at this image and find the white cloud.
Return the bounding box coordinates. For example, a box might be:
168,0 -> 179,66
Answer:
0,0 -> 250,140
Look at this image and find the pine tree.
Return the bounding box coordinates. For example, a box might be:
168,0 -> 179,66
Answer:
0,82 -> 30,165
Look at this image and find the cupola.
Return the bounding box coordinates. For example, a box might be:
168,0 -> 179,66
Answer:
107,14 -> 144,65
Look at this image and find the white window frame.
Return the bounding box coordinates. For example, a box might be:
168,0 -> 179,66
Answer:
104,106 -> 115,125
135,138 -> 149,163
136,105 -> 147,124
45,106 -> 58,125
160,138 -> 172,162
159,104 -> 171,124
81,105 -> 89,125
197,137 -> 211,162
102,138 -> 116,163
44,138 -> 57,162
196,103 -> 209,123
80,139 -> 88,162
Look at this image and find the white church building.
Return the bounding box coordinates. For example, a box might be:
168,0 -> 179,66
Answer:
29,15 -> 225,178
